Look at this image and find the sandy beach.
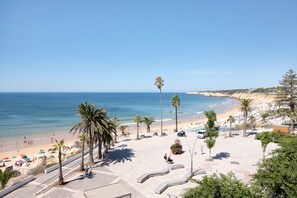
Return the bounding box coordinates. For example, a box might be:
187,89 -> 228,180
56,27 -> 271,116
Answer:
0,94 -> 274,183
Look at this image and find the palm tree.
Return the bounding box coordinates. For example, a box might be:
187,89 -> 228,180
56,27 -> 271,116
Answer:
261,112 -> 270,123
240,99 -> 253,137
93,108 -> 115,159
143,117 -> 155,132
48,139 -> 69,185
134,115 -> 142,140
0,169 -> 12,190
171,95 -> 180,132
112,117 -> 120,143
70,102 -> 99,165
119,125 -> 128,135
227,115 -> 235,137
155,77 -> 164,136
249,115 -> 256,131
258,132 -> 273,159
78,134 -> 87,171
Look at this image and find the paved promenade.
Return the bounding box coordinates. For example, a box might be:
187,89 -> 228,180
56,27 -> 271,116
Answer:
4,130 -> 278,198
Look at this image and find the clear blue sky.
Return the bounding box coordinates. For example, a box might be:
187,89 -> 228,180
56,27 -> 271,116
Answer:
0,0 -> 296,92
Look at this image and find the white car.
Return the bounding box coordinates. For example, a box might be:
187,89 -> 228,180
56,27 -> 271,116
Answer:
196,129 -> 206,139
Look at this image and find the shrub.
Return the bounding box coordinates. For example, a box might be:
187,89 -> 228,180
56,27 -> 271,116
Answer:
171,143 -> 183,155
27,164 -> 45,176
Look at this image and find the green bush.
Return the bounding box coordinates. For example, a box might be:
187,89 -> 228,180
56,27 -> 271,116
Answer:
27,164 -> 45,176
170,143 -> 183,155
256,131 -> 295,144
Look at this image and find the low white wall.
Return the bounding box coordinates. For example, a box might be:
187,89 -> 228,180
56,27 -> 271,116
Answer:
0,176 -> 35,197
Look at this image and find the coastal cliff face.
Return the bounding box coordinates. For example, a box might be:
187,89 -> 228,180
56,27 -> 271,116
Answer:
187,91 -> 275,102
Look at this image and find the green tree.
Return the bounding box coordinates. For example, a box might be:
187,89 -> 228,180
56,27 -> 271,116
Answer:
143,117 -> 155,132
251,137 -> 297,197
204,111 -> 219,160
0,169 -> 12,190
276,69 -> 297,112
171,95 -> 181,132
204,125 -> 219,160
155,76 -> 164,136
261,112 -> 270,123
134,115 -> 142,140
240,99 -> 253,137
183,172 -> 254,198
204,110 -> 217,129
119,125 -> 128,135
227,115 -> 235,137
70,102 -> 98,165
257,132 -> 273,159
94,109 -> 115,159
249,115 -> 256,131
48,139 -> 69,185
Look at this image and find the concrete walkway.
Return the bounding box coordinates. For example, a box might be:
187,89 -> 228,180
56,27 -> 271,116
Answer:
4,130 -> 278,198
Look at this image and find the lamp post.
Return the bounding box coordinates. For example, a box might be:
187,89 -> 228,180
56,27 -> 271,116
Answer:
185,134 -> 199,174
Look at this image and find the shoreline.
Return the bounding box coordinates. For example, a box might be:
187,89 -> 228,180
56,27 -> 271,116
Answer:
0,98 -> 240,158
0,96 -> 238,152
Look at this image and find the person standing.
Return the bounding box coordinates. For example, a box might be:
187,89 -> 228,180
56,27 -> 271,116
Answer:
200,146 -> 204,155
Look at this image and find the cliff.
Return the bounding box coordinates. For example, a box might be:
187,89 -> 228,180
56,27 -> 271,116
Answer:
186,91 -> 276,102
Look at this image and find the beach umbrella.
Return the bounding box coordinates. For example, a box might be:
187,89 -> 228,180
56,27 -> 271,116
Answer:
3,157 -> 9,160
24,157 -> 30,162
21,154 -> 27,158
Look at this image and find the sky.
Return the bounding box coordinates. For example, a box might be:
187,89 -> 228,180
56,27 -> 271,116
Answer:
0,0 -> 296,92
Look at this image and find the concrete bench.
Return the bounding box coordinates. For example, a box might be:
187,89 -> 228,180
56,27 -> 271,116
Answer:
168,164 -> 185,170
231,161 -> 240,165
137,164 -> 184,183
154,169 -> 206,194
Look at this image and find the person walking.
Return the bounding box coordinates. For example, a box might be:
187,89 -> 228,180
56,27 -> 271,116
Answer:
200,146 -> 204,155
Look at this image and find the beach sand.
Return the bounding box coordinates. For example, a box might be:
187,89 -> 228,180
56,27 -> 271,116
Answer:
0,96 -> 273,177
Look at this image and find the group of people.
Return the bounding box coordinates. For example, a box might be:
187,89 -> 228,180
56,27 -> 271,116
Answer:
163,153 -> 173,164
84,164 -> 93,178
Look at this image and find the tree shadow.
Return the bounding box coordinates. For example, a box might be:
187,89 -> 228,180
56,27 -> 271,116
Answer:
212,152 -> 230,160
100,145 -> 135,166
63,174 -> 85,184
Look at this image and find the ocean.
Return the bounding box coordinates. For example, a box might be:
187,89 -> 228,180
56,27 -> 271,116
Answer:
0,93 -> 236,139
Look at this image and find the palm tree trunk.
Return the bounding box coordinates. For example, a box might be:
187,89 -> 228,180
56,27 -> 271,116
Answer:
80,139 -> 85,171
147,125 -> 150,132
229,123 -> 232,137
114,133 -> 117,143
243,114 -> 247,137
58,148 -> 63,185
175,106 -> 178,132
209,149 -> 211,160
160,89 -> 163,136
98,136 -> 102,159
137,124 -> 139,140
88,130 -> 94,165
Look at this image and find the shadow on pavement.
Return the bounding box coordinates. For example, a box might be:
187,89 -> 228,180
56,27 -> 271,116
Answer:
212,152 -> 230,160
100,145 -> 135,166
64,174 -> 85,184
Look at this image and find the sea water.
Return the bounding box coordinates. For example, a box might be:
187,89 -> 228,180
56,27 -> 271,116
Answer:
0,92 -> 236,138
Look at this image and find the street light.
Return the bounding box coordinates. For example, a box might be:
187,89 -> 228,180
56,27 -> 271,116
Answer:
184,133 -> 199,174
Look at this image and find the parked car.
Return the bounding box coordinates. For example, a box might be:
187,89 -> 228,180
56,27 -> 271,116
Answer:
177,130 -> 186,137
196,129 -> 206,139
